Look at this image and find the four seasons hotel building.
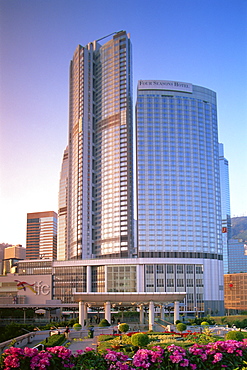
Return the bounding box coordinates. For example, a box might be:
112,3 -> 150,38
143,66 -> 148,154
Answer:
0,32 -> 225,322
136,80 -> 224,315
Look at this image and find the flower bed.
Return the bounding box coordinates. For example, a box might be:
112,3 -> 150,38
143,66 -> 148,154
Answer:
1,340 -> 247,370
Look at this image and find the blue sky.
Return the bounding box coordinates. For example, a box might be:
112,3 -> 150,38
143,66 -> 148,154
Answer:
0,0 -> 246,246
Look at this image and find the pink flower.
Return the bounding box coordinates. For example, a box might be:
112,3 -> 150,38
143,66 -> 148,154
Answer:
180,359 -> 189,367
24,347 -> 38,357
75,349 -> 84,356
212,352 -> 223,363
190,364 -> 197,370
84,346 -> 94,352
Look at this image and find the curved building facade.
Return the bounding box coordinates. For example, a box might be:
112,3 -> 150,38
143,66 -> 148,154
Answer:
57,146 -> 69,261
136,80 -> 224,314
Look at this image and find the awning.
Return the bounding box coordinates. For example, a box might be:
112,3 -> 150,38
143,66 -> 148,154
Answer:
73,292 -> 186,306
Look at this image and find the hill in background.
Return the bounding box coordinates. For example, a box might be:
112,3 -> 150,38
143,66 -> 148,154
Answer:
231,216 -> 247,241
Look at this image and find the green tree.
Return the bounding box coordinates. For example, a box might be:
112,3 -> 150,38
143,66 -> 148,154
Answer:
118,323 -> 129,333
225,330 -> 244,341
131,333 -> 149,348
99,319 -> 110,327
176,322 -> 187,333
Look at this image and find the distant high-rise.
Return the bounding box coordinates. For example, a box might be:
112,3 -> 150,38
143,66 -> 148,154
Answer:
0,244 -> 11,274
136,80 -> 224,313
57,147 -> 69,260
219,143 -> 231,274
60,31 -> 134,260
26,212 -> 57,260
228,238 -> 247,273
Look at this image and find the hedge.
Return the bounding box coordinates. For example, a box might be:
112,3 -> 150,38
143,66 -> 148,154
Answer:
40,334 -> 66,348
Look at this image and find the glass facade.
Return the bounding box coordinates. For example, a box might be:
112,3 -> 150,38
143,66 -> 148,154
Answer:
144,263 -> 204,312
228,238 -> 247,273
66,31 -> 134,260
53,266 -> 86,303
107,265 -> 136,292
16,259 -> 204,311
18,260 -> 53,275
91,265 -> 105,292
219,143 -> 231,274
136,82 -> 222,258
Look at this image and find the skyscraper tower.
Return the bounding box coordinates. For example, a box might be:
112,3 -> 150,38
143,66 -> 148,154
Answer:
63,31 -> 134,260
136,80 -> 224,314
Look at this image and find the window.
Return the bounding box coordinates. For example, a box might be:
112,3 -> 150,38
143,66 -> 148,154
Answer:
177,279 -> 184,287
157,278 -> 164,287
187,293 -> 194,303
177,265 -> 184,274
167,279 -> 174,287
167,265 -> 174,274
196,279 -> 203,287
157,265 -> 164,274
146,265 -> 154,274
196,265 -> 203,274
186,279 -> 194,287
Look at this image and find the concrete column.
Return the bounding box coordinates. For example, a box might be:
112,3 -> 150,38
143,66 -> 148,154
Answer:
104,265 -> 108,292
149,301 -> 154,331
160,305 -> 164,320
139,304 -> 144,324
105,301 -> 111,324
84,304 -> 88,325
174,301 -> 179,324
136,264 -> 140,291
87,265 -> 91,292
138,265 -> 145,291
79,301 -> 85,327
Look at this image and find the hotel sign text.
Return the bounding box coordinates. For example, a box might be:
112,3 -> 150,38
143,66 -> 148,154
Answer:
138,80 -> 193,93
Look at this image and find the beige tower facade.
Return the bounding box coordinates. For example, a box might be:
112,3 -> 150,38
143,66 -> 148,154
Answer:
63,31 -> 134,260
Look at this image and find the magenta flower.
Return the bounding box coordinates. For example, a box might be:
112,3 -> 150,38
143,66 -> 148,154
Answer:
104,349 -> 131,370
132,347 -> 164,369
190,364 -> 197,370
212,352 -> 223,363
84,346 -> 94,352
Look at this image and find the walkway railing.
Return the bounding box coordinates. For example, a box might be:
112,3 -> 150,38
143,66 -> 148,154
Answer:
0,330 -> 51,354
0,332 -> 35,354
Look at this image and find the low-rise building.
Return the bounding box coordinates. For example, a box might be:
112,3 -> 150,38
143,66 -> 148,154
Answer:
224,273 -> 247,312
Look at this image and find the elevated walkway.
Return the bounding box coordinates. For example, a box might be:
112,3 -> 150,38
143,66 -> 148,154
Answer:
154,317 -> 174,332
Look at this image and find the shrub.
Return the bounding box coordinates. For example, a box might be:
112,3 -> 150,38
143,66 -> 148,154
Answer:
176,322 -> 187,333
40,334 -> 66,348
118,323 -> 129,333
0,322 -> 36,343
201,321 -> 209,326
99,319 -> 110,327
68,318 -> 78,327
98,335 -> 115,342
74,348 -> 107,369
225,330 -> 244,341
131,333 -> 149,347
175,320 -> 181,324
73,323 -> 82,331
